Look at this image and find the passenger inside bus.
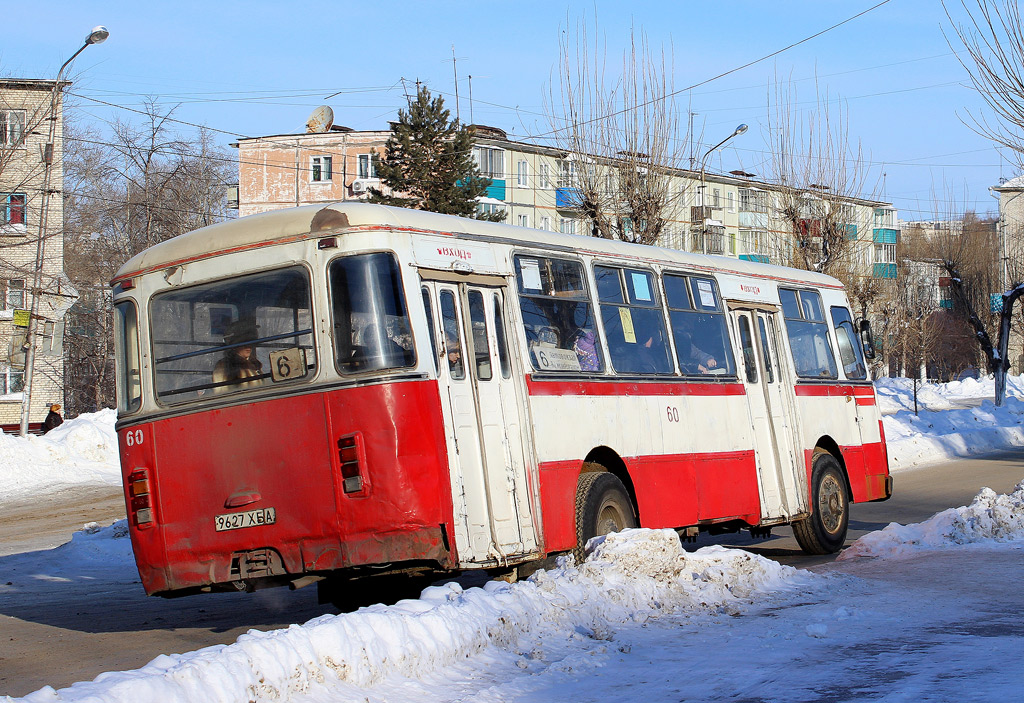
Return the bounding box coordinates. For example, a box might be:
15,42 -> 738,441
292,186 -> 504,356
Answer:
212,318 -> 264,391
350,322 -> 412,371
444,331 -> 465,378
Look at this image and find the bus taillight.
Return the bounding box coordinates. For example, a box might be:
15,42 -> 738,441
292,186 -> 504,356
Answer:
128,468 -> 155,526
338,434 -> 365,494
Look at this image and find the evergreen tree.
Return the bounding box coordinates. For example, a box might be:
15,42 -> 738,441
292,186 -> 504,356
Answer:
369,86 -> 503,221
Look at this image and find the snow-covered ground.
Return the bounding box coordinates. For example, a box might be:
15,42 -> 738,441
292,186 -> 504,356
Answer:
3,376 -> 1024,702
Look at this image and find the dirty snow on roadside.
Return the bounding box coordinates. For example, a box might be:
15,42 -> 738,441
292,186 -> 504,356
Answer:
9,482 -> 1024,703
0,410 -> 120,504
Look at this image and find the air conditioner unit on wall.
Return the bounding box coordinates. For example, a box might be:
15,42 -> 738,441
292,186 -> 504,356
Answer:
352,179 -> 371,194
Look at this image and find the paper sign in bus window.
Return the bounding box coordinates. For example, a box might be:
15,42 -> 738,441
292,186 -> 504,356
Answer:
619,307 -> 637,344
631,272 -> 652,302
696,280 -> 716,308
520,259 -> 543,292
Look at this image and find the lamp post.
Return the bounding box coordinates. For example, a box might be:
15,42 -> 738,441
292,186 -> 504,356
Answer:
697,123 -> 747,255
19,25 -> 109,436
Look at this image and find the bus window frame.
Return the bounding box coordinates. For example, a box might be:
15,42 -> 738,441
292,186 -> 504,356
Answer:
326,250 -> 418,378
592,262 -> 674,376
148,263 -> 319,407
662,270 -> 738,380
114,298 -> 143,414
779,287 -> 839,381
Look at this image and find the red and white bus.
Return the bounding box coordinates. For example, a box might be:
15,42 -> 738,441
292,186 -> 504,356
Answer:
112,202 -> 891,599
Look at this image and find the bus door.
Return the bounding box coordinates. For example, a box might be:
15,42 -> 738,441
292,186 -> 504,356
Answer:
729,306 -> 803,522
422,278 -> 539,565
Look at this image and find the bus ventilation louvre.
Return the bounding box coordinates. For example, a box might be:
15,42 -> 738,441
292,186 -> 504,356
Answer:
338,434 -> 365,493
128,468 -> 154,526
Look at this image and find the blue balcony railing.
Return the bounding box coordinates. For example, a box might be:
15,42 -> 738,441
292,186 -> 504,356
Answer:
555,187 -> 584,209
873,263 -> 897,279
873,228 -> 898,244
739,254 -> 770,264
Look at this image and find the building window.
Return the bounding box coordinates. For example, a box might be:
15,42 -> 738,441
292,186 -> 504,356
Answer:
2,193 -> 27,227
541,216 -> 551,231
874,208 -> 895,228
312,156 -> 333,182
4,279 -> 25,309
873,242 -> 896,264
0,110 -> 26,147
518,214 -> 530,228
712,188 -> 721,207
357,153 -> 377,179
517,160 -> 529,187
727,191 -> 735,212
539,164 -> 550,189
477,202 -> 506,219
474,147 -> 504,179
560,218 -> 577,235
1,367 -> 25,395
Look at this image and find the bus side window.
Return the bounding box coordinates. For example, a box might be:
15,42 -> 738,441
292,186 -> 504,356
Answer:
422,287 -> 438,375
665,274 -> 735,377
738,315 -> 758,383
467,290 -> 493,381
830,306 -> 867,380
493,294 -> 512,379
779,289 -> 838,380
595,265 -> 672,375
757,316 -> 775,384
439,290 -> 465,380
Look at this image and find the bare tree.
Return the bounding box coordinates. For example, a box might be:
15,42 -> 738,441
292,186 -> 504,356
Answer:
765,77 -> 877,277
63,103 -> 234,413
547,21 -> 687,244
946,0 -> 1024,402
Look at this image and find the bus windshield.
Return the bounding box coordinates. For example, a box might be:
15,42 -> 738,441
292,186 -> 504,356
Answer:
150,266 -> 316,404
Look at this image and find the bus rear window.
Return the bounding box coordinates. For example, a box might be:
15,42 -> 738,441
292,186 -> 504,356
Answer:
150,267 -> 316,404
330,253 -> 415,374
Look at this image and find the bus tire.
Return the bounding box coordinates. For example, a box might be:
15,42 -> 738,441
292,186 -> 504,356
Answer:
574,471 -> 637,564
793,453 -> 849,555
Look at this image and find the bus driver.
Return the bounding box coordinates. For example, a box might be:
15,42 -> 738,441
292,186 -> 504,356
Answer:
213,318 -> 264,391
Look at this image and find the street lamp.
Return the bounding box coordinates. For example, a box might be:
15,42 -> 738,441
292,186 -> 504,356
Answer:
19,26 -> 109,436
697,123 -> 747,254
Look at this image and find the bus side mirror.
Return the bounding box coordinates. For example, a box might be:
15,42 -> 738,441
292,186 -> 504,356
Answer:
858,318 -> 876,360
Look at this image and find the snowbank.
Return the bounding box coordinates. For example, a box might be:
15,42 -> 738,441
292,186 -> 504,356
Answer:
876,374 -> 1024,470
840,481 -> 1024,560
0,410 -> 120,505
6,529 -> 815,703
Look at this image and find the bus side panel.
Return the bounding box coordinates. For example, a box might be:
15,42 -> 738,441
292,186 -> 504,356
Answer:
693,450 -> 760,523
537,460 -> 581,553
323,380 -> 455,567
629,455 -> 698,527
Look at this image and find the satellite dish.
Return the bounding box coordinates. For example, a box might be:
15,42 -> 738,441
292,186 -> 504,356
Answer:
306,105 -> 335,133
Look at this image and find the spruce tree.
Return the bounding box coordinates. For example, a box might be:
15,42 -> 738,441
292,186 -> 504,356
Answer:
369,86 -> 503,221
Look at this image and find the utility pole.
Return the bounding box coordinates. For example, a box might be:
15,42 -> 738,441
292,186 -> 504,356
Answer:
20,26 -> 108,436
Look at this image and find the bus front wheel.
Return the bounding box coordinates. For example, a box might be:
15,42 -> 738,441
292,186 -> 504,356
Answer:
793,453 -> 849,555
574,471 -> 637,564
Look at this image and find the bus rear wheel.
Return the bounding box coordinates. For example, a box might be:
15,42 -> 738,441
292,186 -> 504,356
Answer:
793,453 -> 849,555
574,471 -> 637,564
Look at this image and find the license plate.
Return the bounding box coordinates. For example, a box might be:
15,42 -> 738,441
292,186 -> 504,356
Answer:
214,507 -> 276,532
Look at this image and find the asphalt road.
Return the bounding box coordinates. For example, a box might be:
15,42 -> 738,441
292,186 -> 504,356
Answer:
1,449 -> 1023,698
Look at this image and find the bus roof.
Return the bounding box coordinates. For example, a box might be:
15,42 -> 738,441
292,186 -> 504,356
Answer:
113,202 -> 842,289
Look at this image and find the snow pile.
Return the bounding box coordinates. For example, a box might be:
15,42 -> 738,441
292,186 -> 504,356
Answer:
840,481 -> 1024,560
0,409 -> 120,505
874,373 -> 1024,414
8,529 -> 815,703
50,519 -> 133,565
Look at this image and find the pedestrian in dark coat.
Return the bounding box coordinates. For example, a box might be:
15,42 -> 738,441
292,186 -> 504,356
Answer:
42,404 -> 63,434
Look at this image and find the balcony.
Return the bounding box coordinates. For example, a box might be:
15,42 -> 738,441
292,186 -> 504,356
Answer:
690,205 -> 715,224
738,211 -> 769,228
739,254 -> 771,264
484,179 -> 506,201
555,187 -> 584,209
844,223 -> 858,240
873,228 -> 898,244
873,263 -> 897,279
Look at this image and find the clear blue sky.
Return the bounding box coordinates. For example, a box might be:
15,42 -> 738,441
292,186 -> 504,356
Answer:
2,0 -> 1012,220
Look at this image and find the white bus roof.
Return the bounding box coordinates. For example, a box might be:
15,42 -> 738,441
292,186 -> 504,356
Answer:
113,202 -> 842,289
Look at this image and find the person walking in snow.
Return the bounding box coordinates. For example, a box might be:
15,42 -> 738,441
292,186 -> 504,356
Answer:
41,404 -> 63,434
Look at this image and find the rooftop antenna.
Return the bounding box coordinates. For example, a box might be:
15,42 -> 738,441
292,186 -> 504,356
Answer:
451,45 -> 460,122
468,74 -> 473,125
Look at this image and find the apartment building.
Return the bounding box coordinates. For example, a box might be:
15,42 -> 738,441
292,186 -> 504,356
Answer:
235,119 -> 897,284
0,79 -> 70,427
